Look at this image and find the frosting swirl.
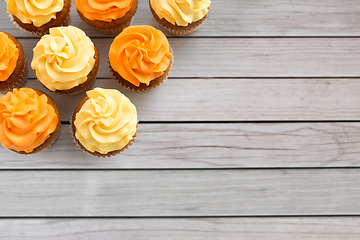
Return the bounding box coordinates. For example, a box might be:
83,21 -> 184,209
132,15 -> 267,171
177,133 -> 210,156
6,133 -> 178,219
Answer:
109,25 -> 172,86
0,88 -> 58,153
75,0 -> 133,22
0,32 -> 19,82
5,0 -> 64,27
74,88 -> 137,154
31,26 -> 95,91
150,0 -> 211,26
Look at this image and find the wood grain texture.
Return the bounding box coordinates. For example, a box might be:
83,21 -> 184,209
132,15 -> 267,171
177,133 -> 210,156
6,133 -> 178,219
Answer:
2,0 -> 360,37
1,169 -> 360,216
1,123 -> 360,169
1,217 -> 360,239
17,78 -> 360,121
19,38 -> 360,79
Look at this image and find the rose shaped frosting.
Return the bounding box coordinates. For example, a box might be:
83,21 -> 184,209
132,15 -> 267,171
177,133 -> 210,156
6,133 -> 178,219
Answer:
5,0 -> 63,27
74,88 -> 137,154
75,0 -> 133,22
0,32 -> 19,82
109,25 -> 172,86
31,26 -> 95,91
0,88 -> 58,153
150,0 -> 211,26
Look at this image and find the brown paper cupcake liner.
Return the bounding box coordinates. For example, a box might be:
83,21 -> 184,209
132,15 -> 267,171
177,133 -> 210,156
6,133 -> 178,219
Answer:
71,97 -> 138,157
9,2 -> 71,37
94,17 -> 133,35
159,21 -> 202,36
8,89 -> 61,155
0,58 -> 28,94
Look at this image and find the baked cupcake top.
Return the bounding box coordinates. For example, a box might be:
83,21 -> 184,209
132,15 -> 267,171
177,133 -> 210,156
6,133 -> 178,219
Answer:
5,0 -> 63,27
31,26 -> 96,91
74,88 -> 137,154
75,0 -> 133,22
0,32 -> 19,82
150,0 -> 211,26
0,88 -> 58,153
109,25 -> 172,86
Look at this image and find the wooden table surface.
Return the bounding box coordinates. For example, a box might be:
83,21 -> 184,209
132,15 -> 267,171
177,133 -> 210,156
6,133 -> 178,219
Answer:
1,0 -> 360,238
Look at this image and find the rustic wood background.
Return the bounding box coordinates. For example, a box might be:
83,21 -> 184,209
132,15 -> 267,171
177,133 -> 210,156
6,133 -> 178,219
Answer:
1,0 -> 360,238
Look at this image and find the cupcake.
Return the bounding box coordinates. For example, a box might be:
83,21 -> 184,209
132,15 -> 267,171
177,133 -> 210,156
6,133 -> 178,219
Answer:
31,26 -> 99,95
149,0 -> 211,36
109,25 -> 173,91
72,88 -> 138,157
0,32 -> 28,94
5,0 -> 71,36
0,88 -> 61,154
75,0 -> 138,35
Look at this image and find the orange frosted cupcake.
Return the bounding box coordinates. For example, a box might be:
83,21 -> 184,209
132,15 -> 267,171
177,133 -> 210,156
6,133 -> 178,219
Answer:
31,26 -> 99,95
109,25 -> 173,91
0,32 -> 28,94
72,88 -> 138,157
5,0 -> 71,36
0,88 -> 61,155
75,0 -> 138,35
149,0 -> 211,36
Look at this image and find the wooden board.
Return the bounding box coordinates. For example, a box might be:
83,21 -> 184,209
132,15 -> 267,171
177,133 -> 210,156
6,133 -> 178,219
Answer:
1,123 -> 360,169
19,38 -> 360,79
1,218 -> 360,239
18,78 -> 360,121
2,0 -> 360,37
1,0 -> 360,238
1,169 -> 360,216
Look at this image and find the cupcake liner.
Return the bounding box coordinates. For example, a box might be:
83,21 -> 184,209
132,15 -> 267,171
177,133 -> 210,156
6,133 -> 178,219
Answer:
159,21 -> 201,36
0,58 -> 28,94
9,3 -> 71,37
71,98 -> 138,157
94,17 -> 133,35
110,47 -> 173,92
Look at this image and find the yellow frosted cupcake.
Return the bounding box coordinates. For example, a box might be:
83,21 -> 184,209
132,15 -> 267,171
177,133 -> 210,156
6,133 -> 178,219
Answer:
0,88 -> 61,154
31,26 -> 99,95
72,88 -> 138,157
149,0 -> 211,36
109,25 -> 173,91
5,0 -> 71,36
75,0 -> 138,35
0,32 -> 28,94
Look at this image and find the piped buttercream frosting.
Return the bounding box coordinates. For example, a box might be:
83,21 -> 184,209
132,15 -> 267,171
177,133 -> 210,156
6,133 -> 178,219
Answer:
31,26 -> 95,91
5,0 -> 64,27
0,32 -> 19,82
0,88 -> 58,153
150,0 -> 210,26
109,25 -> 172,86
74,88 -> 137,154
75,0 -> 133,22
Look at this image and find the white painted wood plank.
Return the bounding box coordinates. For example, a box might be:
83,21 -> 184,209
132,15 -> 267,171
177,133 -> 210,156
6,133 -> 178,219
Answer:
2,0 -> 360,37
1,217 -> 360,239
17,78 -> 360,121
1,123 -> 360,169
18,38 -> 360,79
1,169 -> 360,216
